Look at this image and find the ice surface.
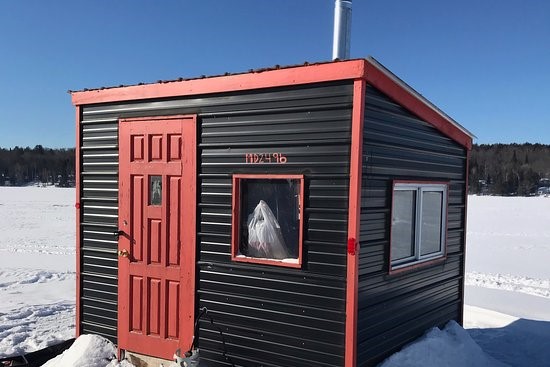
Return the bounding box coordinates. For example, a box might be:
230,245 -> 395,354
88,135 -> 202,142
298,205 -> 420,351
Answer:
0,187 -> 75,358
466,195 -> 550,279
0,186 -> 74,271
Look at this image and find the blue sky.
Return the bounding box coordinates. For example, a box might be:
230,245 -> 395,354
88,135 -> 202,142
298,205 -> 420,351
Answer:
0,0 -> 548,148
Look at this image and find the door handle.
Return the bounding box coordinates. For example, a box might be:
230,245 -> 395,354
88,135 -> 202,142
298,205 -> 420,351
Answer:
114,230 -> 125,239
118,249 -> 130,258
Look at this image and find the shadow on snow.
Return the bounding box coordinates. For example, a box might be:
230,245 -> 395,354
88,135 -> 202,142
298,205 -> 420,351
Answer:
468,318 -> 550,367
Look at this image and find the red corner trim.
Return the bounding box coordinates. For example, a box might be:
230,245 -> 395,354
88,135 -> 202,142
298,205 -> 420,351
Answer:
75,105 -> 82,336
71,60 -> 366,106
181,116 -> 198,351
345,79 -> 366,367
363,61 -> 472,150
231,174 -> 304,269
459,149 -> 470,325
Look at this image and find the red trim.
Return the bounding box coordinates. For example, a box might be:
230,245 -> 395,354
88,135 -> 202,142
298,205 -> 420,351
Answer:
345,79 -> 366,367
71,60 -> 366,105
389,257 -> 447,276
231,174 -> 304,269
364,61 -> 472,150
388,180 -> 450,276
119,115 -> 193,123
459,149 -> 471,325
181,116 -> 197,350
71,59 -> 472,150
75,106 -> 82,337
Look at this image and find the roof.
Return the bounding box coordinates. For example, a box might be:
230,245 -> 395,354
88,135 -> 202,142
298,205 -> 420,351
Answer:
69,60 -> 338,94
70,57 -> 474,149
365,57 -> 475,141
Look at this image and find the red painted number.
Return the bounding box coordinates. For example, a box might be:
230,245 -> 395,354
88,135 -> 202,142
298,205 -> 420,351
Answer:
245,153 -> 287,164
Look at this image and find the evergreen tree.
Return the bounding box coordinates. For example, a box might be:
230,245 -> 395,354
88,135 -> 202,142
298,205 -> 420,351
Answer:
468,143 -> 550,196
0,146 -> 75,186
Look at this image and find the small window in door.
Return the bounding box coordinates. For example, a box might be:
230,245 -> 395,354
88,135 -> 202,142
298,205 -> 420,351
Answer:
232,174 -> 304,268
149,176 -> 162,206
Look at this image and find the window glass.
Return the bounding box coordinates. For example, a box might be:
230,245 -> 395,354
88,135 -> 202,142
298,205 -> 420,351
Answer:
420,191 -> 443,256
149,176 -> 162,205
390,183 -> 447,271
391,190 -> 416,262
238,178 -> 301,260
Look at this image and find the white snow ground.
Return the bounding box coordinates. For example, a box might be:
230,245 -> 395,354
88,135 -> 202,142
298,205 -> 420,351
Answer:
0,187 -> 75,358
1,188 -> 550,366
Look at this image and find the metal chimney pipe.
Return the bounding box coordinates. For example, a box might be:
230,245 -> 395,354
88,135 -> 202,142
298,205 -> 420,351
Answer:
332,0 -> 352,60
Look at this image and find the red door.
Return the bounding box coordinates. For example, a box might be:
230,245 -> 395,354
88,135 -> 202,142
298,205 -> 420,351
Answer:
118,115 -> 196,359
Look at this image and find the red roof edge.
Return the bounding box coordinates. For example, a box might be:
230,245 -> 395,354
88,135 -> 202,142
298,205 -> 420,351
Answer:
71,57 -> 473,149
364,57 -> 474,150
70,59 -> 366,105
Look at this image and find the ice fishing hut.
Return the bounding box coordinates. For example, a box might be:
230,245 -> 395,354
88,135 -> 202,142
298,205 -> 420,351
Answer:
71,58 -> 473,367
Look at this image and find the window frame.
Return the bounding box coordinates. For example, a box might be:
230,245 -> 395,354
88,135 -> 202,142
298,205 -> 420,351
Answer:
231,174 -> 304,268
389,180 -> 449,273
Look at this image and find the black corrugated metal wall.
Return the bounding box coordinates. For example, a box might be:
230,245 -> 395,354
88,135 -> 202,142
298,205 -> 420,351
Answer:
356,85 -> 467,366
78,81 -> 354,366
79,112 -> 119,341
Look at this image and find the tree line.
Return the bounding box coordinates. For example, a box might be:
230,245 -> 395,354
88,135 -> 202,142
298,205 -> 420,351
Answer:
1,143 -> 550,195
0,146 -> 75,186
469,143 -> 550,196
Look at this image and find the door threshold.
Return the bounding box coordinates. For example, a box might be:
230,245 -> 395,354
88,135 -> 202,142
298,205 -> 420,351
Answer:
123,350 -> 174,367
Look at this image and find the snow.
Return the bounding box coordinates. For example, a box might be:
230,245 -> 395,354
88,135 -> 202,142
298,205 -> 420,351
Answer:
2,188 -> 550,367
464,195 -> 550,322
466,195 -> 550,281
41,334 -> 115,367
466,271 -> 550,299
0,187 -> 76,358
42,334 -> 135,367
379,320 -> 508,367
465,306 -> 550,367
380,304 -> 550,367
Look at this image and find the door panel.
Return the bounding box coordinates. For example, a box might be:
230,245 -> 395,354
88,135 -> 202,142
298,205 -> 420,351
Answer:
118,116 -> 196,359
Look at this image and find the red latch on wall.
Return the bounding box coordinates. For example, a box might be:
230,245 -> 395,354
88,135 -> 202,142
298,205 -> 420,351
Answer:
347,238 -> 358,256
75,202 -> 81,209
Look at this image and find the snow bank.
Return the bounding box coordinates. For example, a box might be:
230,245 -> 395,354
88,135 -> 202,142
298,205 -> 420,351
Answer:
379,321 -> 509,367
382,306 -> 550,367
466,271 -> 550,299
42,334 -> 134,367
